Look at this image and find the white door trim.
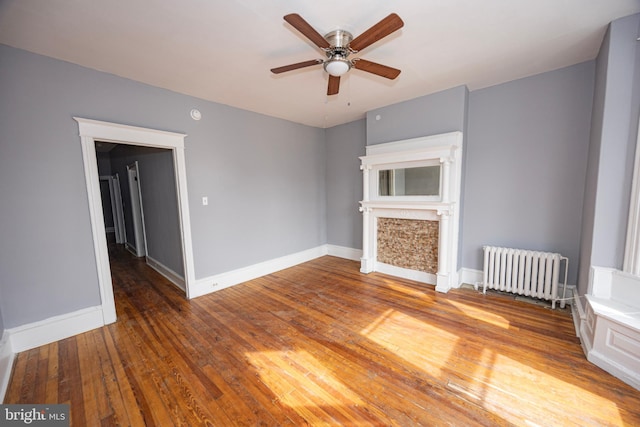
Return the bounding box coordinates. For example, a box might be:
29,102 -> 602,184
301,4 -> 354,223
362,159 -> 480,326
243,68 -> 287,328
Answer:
75,117 -> 195,324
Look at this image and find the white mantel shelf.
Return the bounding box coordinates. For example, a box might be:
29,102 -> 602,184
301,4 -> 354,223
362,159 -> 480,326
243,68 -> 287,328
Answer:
360,200 -> 455,213
359,132 -> 463,293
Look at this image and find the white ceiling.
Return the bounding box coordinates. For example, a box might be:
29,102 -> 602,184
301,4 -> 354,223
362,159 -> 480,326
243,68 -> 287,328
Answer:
1,1 -> 639,128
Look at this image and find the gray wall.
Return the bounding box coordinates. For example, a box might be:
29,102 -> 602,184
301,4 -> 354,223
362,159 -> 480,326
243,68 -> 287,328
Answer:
366,86 -> 468,145
578,27 -> 610,299
97,151 -> 112,175
110,146 -> 184,276
463,62 -> 595,285
186,110 -> 326,276
0,44 -> 326,328
0,298 -> 4,337
325,119 -> 366,249
578,14 -> 640,297
0,47 -> 102,327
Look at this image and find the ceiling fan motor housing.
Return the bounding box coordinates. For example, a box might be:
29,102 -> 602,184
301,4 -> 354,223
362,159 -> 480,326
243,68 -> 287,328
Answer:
324,29 -> 353,50
323,29 -> 354,76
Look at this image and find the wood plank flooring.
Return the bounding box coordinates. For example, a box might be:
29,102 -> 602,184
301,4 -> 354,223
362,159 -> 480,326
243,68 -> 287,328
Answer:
5,244 -> 640,426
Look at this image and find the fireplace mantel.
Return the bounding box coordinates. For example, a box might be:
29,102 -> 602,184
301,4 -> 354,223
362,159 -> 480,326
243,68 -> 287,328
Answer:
359,132 -> 463,292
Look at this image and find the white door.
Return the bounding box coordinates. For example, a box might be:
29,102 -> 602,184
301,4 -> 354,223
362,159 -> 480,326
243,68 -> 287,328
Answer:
127,162 -> 147,257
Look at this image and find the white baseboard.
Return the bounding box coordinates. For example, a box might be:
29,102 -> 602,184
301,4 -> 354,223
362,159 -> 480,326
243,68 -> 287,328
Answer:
458,267 -> 483,288
0,331 -> 14,403
587,349 -> 640,391
189,245 -> 329,298
326,245 -> 362,261
0,307 -> 107,400
376,262 -> 436,285
572,292 -> 585,338
125,242 -> 137,256
8,306 -> 105,353
146,255 -> 185,291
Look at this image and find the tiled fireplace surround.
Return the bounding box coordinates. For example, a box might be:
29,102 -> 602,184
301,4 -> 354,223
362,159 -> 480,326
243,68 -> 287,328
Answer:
359,132 -> 463,292
377,218 -> 439,274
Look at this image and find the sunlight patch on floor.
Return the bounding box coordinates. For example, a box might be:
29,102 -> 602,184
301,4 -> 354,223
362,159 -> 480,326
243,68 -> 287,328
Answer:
244,349 -> 365,410
379,278 -> 433,299
446,299 -> 511,329
478,352 -> 624,425
360,309 -> 459,377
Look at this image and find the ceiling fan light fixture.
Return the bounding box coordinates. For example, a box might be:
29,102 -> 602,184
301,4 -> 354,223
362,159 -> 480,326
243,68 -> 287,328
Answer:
324,56 -> 351,77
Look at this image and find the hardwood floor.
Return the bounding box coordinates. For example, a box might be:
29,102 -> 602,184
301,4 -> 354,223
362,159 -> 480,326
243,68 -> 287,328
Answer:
5,244 -> 640,426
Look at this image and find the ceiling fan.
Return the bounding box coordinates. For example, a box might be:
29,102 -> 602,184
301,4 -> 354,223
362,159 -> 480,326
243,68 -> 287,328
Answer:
271,13 -> 404,95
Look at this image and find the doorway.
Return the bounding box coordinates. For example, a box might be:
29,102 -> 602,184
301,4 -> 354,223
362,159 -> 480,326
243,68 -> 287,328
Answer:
76,118 -> 195,325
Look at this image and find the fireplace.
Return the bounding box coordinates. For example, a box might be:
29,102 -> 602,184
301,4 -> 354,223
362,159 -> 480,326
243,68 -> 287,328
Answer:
377,218 -> 439,274
359,132 -> 463,292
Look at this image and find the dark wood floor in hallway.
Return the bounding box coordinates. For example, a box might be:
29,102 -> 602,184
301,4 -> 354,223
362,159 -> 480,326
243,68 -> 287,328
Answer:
4,243 -> 640,426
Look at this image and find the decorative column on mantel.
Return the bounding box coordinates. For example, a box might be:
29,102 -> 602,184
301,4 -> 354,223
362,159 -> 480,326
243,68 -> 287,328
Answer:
440,157 -> 451,203
360,207 -> 374,273
436,208 -> 451,292
360,164 -> 374,273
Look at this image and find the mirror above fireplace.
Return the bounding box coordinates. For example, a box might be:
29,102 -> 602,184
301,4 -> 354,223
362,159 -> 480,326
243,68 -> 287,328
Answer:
378,164 -> 441,197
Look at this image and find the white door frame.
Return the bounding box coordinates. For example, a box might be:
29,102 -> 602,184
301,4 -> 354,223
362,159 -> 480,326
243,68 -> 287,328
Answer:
75,117 -> 195,325
126,161 -> 148,257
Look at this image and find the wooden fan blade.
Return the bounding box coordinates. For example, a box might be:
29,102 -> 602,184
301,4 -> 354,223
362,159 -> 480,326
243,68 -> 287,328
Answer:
283,14 -> 330,49
353,59 -> 401,79
349,13 -> 404,52
327,75 -> 340,95
271,59 -> 323,74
